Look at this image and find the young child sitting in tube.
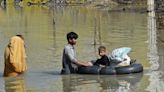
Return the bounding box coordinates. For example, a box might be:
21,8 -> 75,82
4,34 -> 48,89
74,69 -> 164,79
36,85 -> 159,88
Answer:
93,46 -> 110,67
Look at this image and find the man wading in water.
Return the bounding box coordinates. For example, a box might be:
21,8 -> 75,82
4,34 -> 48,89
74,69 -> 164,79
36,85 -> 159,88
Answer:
61,32 -> 92,74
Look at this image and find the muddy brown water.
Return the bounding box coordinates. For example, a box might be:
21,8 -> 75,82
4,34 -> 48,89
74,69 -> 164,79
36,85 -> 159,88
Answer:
0,4 -> 164,92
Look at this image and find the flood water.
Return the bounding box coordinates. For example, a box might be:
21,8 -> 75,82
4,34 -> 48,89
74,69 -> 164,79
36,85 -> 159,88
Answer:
0,3 -> 164,92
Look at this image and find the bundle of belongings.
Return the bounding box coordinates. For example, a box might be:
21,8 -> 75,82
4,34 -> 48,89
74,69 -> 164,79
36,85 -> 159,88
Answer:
109,47 -> 132,67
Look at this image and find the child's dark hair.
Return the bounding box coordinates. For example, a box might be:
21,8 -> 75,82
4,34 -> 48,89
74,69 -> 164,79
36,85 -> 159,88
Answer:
66,32 -> 78,41
98,46 -> 106,53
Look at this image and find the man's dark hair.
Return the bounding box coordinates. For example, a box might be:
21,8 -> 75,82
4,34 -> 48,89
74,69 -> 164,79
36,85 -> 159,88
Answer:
67,32 -> 78,41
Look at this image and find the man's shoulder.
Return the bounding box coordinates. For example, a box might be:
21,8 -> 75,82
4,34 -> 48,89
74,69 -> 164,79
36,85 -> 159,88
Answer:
64,44 -> 73,50
64,44 -> 70,48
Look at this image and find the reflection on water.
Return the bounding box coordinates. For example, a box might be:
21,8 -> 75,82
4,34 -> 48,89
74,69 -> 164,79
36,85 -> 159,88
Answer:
0,2 -> 162,92
61,73 -> 143,92
145,1 -> 164,92
145,71 -> 164,92
4,76 -> 26,92
147,0 -> 159,70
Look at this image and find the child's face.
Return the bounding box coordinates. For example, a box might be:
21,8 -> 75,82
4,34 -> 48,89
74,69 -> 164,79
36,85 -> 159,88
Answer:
99,50 -> 106,56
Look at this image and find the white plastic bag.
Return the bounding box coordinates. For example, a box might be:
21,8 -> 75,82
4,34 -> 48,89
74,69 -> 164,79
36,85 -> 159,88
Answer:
110,47 -> 131,62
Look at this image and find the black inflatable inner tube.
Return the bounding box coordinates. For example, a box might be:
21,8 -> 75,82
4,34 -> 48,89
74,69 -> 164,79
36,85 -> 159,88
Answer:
77,63 -> 143,75
77,66 -> 100,74
100,66 -> 116,75
115,63 -> 143,74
